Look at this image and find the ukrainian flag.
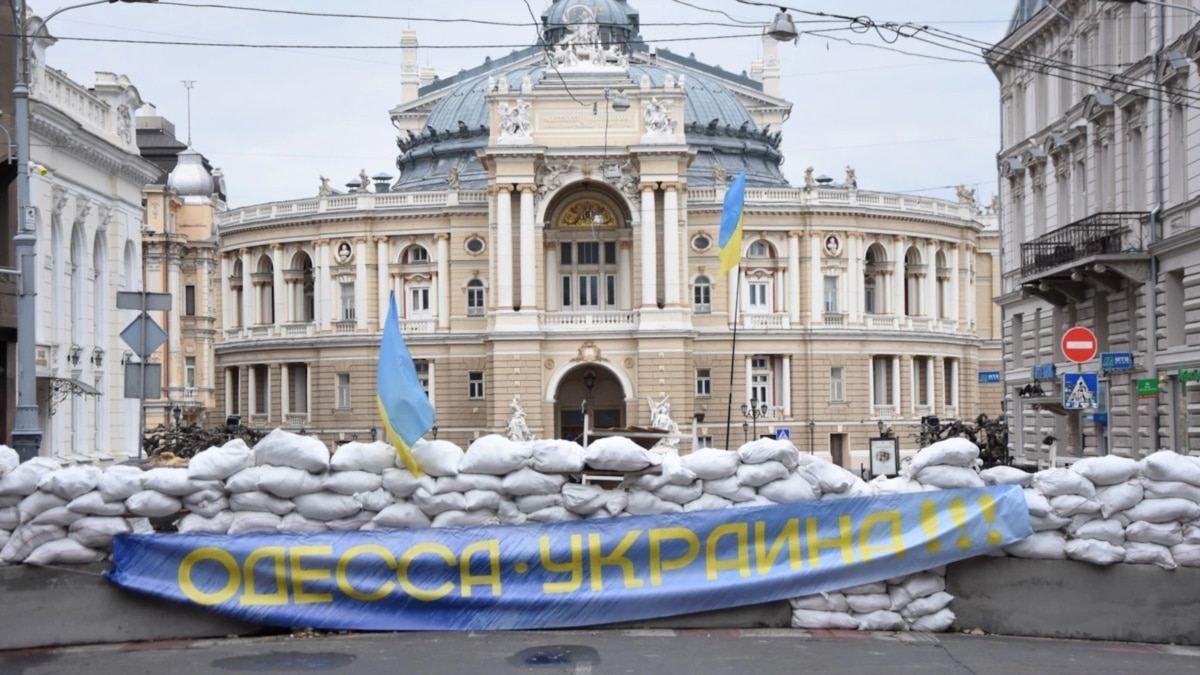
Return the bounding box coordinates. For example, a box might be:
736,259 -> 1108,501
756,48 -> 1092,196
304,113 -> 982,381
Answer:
718,171 -> 748,275
377,292 -> 435,476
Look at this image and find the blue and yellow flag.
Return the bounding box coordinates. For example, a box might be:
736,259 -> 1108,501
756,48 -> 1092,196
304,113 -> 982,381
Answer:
718,171 -> 747,274
376,292 -> 435,477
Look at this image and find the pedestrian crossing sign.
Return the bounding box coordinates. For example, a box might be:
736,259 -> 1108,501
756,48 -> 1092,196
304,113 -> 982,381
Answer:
1062,372 -> 1099,411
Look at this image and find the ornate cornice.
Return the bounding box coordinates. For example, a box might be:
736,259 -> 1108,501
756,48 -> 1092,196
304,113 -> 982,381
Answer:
31,104 -> 159,186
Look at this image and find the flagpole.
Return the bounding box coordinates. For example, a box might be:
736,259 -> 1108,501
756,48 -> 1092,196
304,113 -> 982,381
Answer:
724,264 -> 743,450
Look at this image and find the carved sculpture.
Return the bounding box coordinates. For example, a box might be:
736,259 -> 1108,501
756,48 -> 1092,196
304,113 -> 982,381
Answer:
546,4 -> 629,72
506,396 -> 533,442
446,167 -> 462,190
318,176 -> 332,197
647,395 -> 681,454
844,165 -> 858,190
956,185 -> 978,207
498,99 -> 533,144
359,169 -> 371,192
803,166 -> 815,189
642,97 -> 676,142
711,161 -> 727,185
116,104 -> 133,144
538,160 -> 575,196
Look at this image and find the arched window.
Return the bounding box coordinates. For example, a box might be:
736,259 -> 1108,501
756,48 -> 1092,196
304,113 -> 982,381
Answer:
904,246 -> 923,317
742,240 -> 777,314
69,224 -> 86,346
864,243 -> 887,315
290,251 -> 315,323
935,250 -> 949,320
92,230 -> 107,348
693,275 -> 712,314
256,255 -> 275,324
466,279 -> 485,317
403,245 -> 429,264
748,240 -> 773,259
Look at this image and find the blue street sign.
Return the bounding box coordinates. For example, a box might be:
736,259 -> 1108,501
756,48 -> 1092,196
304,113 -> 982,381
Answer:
775,428 -> 791,441
1101,352 -> 1134,373
1087,413 -> 1109,426
1033,363 -> 1057,381
1063,372 -> 1100,410
978,371 -> 1002,384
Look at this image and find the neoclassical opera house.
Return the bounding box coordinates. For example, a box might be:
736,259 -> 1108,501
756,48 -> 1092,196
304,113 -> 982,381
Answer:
214,0 -> 1000,465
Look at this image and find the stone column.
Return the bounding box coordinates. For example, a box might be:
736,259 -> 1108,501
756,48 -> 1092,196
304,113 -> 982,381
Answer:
220,255 -> 232,329
891,356 -> 901,416
909,356 -> 917,415
618,241 -> 633,310
545,243 -> 559,311
167,245 -> 182,386
867,354 -> 876,417
787,232 -> 801,324
317,241 -> 332,330
240,249 -> 255,328
926,357 -> 935,411
355,239 -> 368,329
436,233 -> 450,330
281,363 -> 290,418
847,235 -> 862,323
781,355 -> 792,418
924,240 -> 937,317
774,268 -> 786,314
892,237 -> 907,316
518,184 -> 536,311
950,358 -> 960,412
641,184 -> 658,308
248,364 -> 257,416
495,187 -> 514,310
950,245 -> 961,323
663,184 -> 680,305
271,244 -> 285,325
744,356 -> 752,406
809,234 -> 822,322
376,237 -> 390,326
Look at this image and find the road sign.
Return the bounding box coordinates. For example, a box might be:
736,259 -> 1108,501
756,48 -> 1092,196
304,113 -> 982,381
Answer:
978,371 -> 1002,384
1136,378 -> 1160,399
1033,363 -> 1057,381
120,315 -> 167,358
1088,413 -> 1109,426
775,428 -> 791,441
124,363 -> 161,399
117,291 -> 172,312
1063,372 -> 1099,410
1101,352 -> 1134,373
1061,327 -> 1099,364
1180,369 -> 1200,384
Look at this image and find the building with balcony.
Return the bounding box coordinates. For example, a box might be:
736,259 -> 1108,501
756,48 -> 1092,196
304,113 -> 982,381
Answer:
991,0 -> 1200,462
214,0 -> 1002,464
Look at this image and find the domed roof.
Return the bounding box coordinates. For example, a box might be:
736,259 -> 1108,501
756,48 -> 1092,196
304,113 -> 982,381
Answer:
542,0 -> 640,46
167,147 -> 214,198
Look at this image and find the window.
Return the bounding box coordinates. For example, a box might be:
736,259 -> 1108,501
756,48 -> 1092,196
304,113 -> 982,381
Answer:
696,368 -> 712,398
1073,160 -> 1087,220
414,360 -> 430,396
1032,180 -> 1046,238
561,276 -> 572,307
184,285 -> 196,316
1014,81 -> 1026,140
750,356 -> 771,405
748,241 -> 770,258
823,275 -> 839,314
340,282 -> 356,321
559,238 -> 619,311
185,357 -> 196,390
577,242 -> 599,265
559,242 -> 573,265
467,280 -> 485,317
465,236 -> 485,254
1058,55 -> 1072,117
227,367 -> 240,415
468,371 -> 484,400
1167,269 -> 1185,347
871,356 -> 894,407
748,281 -> 768,309
915,356 -> 931,407
696,435 -> 714,449
336,373 -> 351,410
406,246 -> 429,263
1170,104 -> 1186,204
1055,170 -> 1070,229
578,275 -> 600,307
1128,127 -> 1145,210
943,358 -> 958,409
289,364 -> 309,415
830,366 -> 844,402
252,365 -> 268,416
409,286 -> 431,315
692,234 -> 712,252
693,276 -> 711,314
603,242 -> 617,265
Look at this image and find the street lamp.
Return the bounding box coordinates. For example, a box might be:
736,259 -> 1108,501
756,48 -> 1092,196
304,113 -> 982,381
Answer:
8,0 -> 160,461
766,8 -> 799,42
741,397 -> 769,440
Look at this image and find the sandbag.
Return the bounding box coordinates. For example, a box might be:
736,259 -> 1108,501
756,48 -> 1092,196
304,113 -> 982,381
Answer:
228,511 -> 282,534
432,474 -> 503,495
1064,538 -> 1125,565
25,538 -> 104,565
909,438 -> 979,475
840,581 -> 887,595
1,524 -> 66,563
682,448 -> 741,480
1005,531 -> 1067,559
899,574 -> 946,600
0,505 -> 18,530
1023,488 -> 1051,517
1171,543 -> 1200,567
141,468 -> 203,497
1142,479 -> 1200,503
327,510 -> 377,531
125,491 -> 182,518
583,437 -> 661,472
501,468 -> 567,497
1095,481 -> 1144,519
684,493 -> 733,512
366,503 -> 432,530
528,439 -> 585,473
459,436 -> 532,475
330,441 -> 396,474
1070,456 -> 1139,486
323,471 -> 383,496
498,500 -> 526,525
914,465 -> 984,490
410,440 -> 464,477
625,490 -> 683,515
253,428 -> 330,473
872,476 -> 927,494
901,591 -> 954,619
527,506 -> 578,523
561,483 -> 609,516
1124,542 -> 1176,569
980,465 -> 1032,487
224,466 -> 270,493
464,489 -> 503,512
703,476 -> 757,502
856,610 -> 908,631
17,491 -> 68,524
1141,451 -> 1200,487
911,608 -> 956,632
432,510 -> 497,528
1030,512 -> 1072,532
1033,469 -> 1096,498
293,492 -> 361,522
804,461 -> 859,494
229,491 -> 295,516
658,455 -> 699,487
0,458 -> 62,497
0,446 -> 19,476
844,593 -> 892,614
622,473 -> 672,492
354,489 -> 394,512
69,516 -> 130,548
278,513 -> 327,533
38,466 -> 102,500
1049,495 -> 1101,517
791,609 -> 858,630
31,507 -> 83,527
1073,519 -> 1126,546
256,466 -> 325,498
381,468 -> 426,499
736,461 -> 790,488
790,592 -> 849,612
412,488 -> 467,516
1126,521 -> 1183,547
1121,498 -> 1200,524
189,496 -> 229,519
178,511 -> 234,534
654,482 -> 703,505
1185,525 -> 1200,544
516,494 -> 562,514
758,475 -> 818,503
182,488 -> 225,508
188,439 -> 253,480
97,465 -> 145,502
737,438 -> 800,469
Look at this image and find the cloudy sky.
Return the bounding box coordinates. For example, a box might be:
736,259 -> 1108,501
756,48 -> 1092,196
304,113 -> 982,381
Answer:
33,0 -> 1011,207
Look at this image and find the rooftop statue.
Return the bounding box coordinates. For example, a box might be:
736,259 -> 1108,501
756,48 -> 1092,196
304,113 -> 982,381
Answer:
547,4 -> 629,72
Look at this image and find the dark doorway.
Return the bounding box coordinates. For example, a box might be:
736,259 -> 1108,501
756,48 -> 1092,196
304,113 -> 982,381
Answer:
555,365 -> 625,444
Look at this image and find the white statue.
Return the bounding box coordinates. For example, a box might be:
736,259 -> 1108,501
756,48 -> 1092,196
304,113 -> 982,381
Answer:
538,159 -> 575,196
803,166 -> 816,189
359,169 -> 371,192
546,4 -> 628,72
447,167 -> 462,190
318,176 -> 332,197
647,395 -> 681,454
506,396 -> 533,442
498,99 -> 533,144
956,185 -> 978,207
844,165 -> 858,189
642,97 -> 676,142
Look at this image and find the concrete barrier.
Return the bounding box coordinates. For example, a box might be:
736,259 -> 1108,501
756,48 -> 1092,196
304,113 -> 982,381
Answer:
947,557 -> 1200,646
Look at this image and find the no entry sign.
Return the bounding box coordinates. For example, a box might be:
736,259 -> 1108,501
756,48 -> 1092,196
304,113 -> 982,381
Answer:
1061,327 -> 1098,364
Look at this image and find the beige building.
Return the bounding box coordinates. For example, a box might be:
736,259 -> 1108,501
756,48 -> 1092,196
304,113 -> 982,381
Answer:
213,0 -> 1001,465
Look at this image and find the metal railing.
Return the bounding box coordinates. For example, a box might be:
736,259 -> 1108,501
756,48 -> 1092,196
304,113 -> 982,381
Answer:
1020,212 -> 1147,278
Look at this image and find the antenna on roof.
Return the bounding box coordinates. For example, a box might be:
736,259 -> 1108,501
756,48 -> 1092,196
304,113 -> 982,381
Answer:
181,80 -> 197,146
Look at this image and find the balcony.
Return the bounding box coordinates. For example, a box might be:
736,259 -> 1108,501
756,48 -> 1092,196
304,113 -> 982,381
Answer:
872,404 -> 899,419
401,318 -> 436,335
333,320 -> 357,334
865,315 -> 900,330
823,312 -> 847,327
247,325 -> 275,339
282,323 -> 315,338
1019,213 -> 1150,301
540,311 -> 638,331
742,313 -> 786,330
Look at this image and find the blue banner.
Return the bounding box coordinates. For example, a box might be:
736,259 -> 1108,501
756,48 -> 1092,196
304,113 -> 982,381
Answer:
107,487 -> 1030,631
978,371 -> 1002,384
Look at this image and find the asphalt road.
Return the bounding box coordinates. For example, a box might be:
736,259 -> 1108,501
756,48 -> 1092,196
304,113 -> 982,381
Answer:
2,629 -> 1199,675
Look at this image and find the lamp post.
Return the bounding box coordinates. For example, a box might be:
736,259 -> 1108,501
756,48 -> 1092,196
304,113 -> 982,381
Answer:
8,0 -> 160,460
741,397 -> 769,441
581,367 -> 596,446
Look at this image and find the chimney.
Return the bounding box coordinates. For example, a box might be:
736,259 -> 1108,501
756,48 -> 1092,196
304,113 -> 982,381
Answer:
401,30 -> 420,104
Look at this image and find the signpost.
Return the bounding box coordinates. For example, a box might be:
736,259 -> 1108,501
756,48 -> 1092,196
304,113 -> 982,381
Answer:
978,371 -> 1002,384
118,291 -> 172,460
1101,352 -> 1134,373
1062,372 -> 1100,410
774,428 -> 791,441
1061,326 -> 1098,364
1179,369 -> 1200,384
1136,378 -> 1160,399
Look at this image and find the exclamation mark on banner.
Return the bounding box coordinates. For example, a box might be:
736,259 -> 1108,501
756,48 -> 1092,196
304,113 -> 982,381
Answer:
920,500 -> 940,553
949,498 -> 971,550
980,493 -> 1003,546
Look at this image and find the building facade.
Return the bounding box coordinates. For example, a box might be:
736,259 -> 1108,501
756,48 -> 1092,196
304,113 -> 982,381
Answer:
992,0 -> 1200,463
214,0 -> 1002,465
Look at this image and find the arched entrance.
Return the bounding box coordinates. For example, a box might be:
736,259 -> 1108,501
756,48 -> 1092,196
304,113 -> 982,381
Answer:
554,364 -> 626,443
